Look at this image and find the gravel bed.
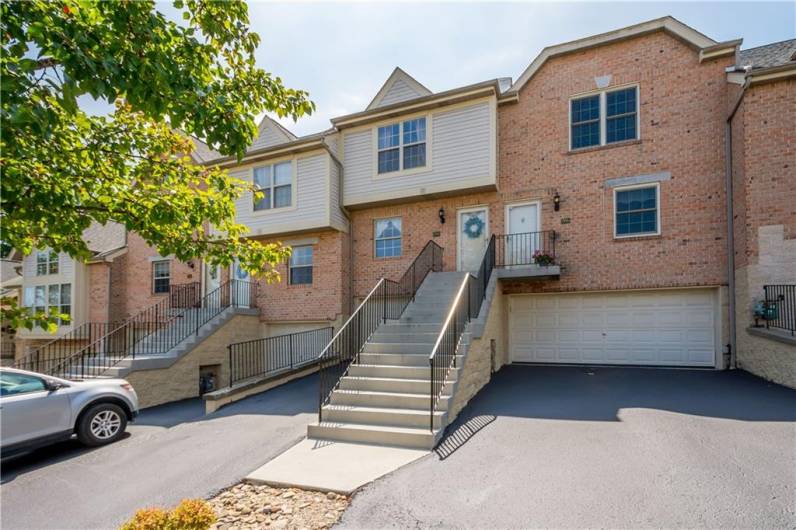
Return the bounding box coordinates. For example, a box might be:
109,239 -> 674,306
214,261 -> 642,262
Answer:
209,483 -> 349,530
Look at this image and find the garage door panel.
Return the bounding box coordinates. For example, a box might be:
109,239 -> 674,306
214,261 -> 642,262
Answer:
509,290 -> 717,367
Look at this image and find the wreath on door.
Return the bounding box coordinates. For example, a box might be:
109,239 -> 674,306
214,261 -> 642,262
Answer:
463,215 -> 485,239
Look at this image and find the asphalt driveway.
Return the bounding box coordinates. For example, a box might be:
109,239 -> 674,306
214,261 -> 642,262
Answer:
1,375 -> 317,530
341,365 -> 796,529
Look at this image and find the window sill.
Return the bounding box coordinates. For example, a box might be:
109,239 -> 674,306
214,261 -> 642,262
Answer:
612,233 -> 662,242
287,283 -> 313,289
374,255 -> 404,261
566,139 -> 642,156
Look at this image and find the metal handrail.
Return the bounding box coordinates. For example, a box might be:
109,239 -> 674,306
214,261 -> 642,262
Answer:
764,284 -> 795,335
495,230 -> 556,267
428,234 -> 496,432
48,279 -> 256,379
229,326 -> 333,386
317,240 -> 443,422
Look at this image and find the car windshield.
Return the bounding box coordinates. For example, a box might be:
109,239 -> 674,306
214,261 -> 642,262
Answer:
0,372 -> 47,396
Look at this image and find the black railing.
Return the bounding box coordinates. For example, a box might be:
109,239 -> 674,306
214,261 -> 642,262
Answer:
317,241 -> 443,421
47,279 -> 256,379
13,322 -> 121,374
764,284 -> 795,335
495,230 -> 556,267
429,235 -> 496,432
229,327 -> 333,386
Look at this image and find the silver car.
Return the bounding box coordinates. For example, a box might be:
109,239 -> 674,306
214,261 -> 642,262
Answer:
0,368 -> 139,457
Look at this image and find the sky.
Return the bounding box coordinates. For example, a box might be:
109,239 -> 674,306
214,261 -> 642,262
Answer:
82,1 -> 795,138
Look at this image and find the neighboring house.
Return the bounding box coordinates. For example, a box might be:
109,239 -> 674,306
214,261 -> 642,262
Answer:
13,223 -> 196,358
1,257 -> 23,365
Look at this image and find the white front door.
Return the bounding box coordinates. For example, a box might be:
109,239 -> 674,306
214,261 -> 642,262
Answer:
232,258 -> 251,308
457,207 -> 489,272
505,202 -> 539,266
204,263 -> 221,295
508,289 -> 717,367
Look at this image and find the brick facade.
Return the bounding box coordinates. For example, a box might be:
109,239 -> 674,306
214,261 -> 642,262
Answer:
106,233 -> 196,321
252,229 -> 350,325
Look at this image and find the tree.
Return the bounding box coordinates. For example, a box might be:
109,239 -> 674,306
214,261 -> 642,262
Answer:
1,0 -> 315,331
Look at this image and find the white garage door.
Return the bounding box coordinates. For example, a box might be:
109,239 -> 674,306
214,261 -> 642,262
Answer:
509,289 -> 717,367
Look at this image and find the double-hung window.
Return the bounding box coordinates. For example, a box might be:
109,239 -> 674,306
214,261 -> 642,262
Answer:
614,184 -> 659,237
377,118 -> 426,174
36,250 -> 58,276
289,246 -> 313,285
23,283 -> 71,323
571,86 -> 638,150
374,218 -> 402,258
152,260 -> 171,294
253,161 -> 293,211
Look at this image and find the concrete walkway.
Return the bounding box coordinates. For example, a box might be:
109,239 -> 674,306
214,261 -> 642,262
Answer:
246,438 -> 427,494
1,375 -> 318,530
340,366 -> 796,529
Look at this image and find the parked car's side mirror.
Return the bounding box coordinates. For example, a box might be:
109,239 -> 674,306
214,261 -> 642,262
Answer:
45,380 -> 67,392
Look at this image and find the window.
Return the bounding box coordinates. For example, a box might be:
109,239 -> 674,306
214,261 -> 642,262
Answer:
289,246 -> 313,285
23,283 -> 71,323
570,86 -> 638,150
374,218 -> 402,258
253,161 -> 292,211
615,185 -> 659,237
36,250 -> 58,276
377,117 -> 426,174
0,371 -> 47,396
152,260 -> 171,294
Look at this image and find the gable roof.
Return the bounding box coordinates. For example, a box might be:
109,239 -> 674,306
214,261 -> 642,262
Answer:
366,67 -> 433,110
739,39 -> 796,70
507,16 -> 720,95
249,115 -> 298,151
189,135 -> 222,163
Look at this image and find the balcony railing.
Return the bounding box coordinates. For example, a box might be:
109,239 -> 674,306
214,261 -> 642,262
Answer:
495,230 -> 556,268
13,322 -> 122,374
229,327 -> 333,386
764,284 -> 795,335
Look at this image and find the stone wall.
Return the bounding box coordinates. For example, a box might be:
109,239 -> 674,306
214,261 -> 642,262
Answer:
448,280 -> 508,420
125,313 -> 262,409
735,226 -> 796,388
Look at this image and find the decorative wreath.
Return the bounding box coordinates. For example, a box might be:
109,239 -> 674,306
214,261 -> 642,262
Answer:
463,215 -> 485,239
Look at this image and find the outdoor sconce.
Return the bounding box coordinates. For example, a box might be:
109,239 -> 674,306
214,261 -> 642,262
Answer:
553,192 -> 561,212
438,207 -> 446,224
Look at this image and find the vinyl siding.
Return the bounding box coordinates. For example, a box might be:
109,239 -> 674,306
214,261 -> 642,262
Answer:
329,159 -> 348,231
19,251 -> 83,336
342,98 -> 496,206
249,118 -> 294,151
232,152 -> 333,236
376,78 -> 425,108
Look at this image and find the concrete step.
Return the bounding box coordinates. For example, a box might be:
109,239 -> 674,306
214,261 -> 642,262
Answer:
329,389 -> 451,411
308,421 -> 440,450
321,404 -> 446,430
358,353 -> 463,367
369,331 -> 439,343
339,376 -> 435,394
380,323 -> 442,333
362,343 -> 433,354
397,316 -> 445,324
349,364 -> 429,379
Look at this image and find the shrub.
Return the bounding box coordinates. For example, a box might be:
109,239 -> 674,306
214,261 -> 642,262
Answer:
532,250 -> 555,266
119,499 -> 216,530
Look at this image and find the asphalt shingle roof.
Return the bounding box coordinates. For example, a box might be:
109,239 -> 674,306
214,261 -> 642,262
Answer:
739,39 -> 796,70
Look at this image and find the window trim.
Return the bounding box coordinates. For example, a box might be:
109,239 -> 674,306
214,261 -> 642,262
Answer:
373,217 -> 403,259
371,113 -> 433,179
36,249 -> 58,276
288,245 -> 314,286
250,158 -> 298,215
24,283 -> 71,326
152,259 -> 171,294
569,84 -> 640,151
613,182 -> 661,239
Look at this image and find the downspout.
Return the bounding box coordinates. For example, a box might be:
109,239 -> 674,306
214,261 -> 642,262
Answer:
724,73 -> 751,369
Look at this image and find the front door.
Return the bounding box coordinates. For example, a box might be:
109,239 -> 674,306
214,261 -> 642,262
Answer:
204,263 -> 221,295
457,207 -> 489,272
506,202 -> 539,266
231,258 -> 251,308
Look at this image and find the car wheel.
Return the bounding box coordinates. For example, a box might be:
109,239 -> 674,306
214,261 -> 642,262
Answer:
76,403 -> 128,446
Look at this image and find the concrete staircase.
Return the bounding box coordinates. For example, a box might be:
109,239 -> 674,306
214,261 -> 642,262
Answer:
65,306 -> 258,379
309,271 -> 467,449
